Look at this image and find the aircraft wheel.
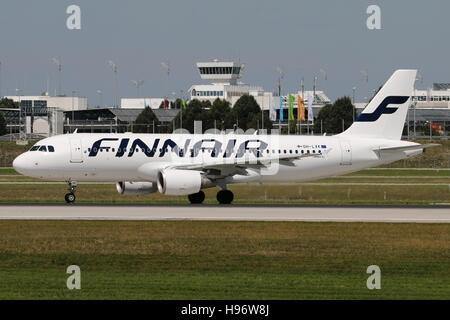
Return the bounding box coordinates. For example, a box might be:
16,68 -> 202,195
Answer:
217,189 -> 234,204
188,190 -> 205,204
65,193 -> 76,204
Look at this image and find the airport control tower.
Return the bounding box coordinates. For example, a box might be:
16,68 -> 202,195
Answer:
196,59 -> 245,85
189,59 -> 265,103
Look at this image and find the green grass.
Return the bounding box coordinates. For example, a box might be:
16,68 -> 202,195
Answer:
0,220 -> 448,299
0,168 -> 19,175
0,141 -> 30,167
348,168 -> 450,176
378,139 -> 450,168
0,183 -> 449,205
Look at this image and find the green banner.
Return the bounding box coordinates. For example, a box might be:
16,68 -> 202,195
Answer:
288,94 -> 295,120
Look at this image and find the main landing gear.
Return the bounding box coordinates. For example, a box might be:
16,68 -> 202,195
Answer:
216,189 -> 234,204
188,190 -> 205,204
187,189 -> 234,204
65,180 -> 77,204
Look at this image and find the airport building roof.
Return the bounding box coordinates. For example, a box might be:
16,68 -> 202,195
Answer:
63,108 -> 179,124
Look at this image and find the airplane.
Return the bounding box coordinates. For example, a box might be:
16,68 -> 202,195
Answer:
13,69 -> 438,204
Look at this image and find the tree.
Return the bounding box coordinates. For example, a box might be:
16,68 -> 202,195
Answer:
314,96 -> 354,134
0,98 -> 19,109
0,111 -> 7,136
232,94 -> 273,131
132,107 -> 160,133
208,98 -> 234,130
170,99 -> 212,133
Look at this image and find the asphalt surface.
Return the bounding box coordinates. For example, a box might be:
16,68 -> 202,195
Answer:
0,204 -> 448,223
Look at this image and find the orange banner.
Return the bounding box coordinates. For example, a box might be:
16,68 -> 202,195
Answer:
298,95 -> 306,121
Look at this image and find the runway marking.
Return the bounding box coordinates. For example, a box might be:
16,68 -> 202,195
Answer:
0,205 -> 448,223
1,182 -> 449,186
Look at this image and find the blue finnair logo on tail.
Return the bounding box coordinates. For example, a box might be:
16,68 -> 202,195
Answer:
356,96 -> 410,122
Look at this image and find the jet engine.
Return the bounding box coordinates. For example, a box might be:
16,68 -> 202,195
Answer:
157,169 -> 214,196
116,181 -> 158,196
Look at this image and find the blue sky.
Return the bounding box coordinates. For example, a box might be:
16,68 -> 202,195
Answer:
0,0 -> 449,105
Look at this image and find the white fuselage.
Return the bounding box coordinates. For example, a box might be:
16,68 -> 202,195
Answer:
13,132 -> 421,184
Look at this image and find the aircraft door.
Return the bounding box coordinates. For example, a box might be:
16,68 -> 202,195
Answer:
70,139 -> 84,163
339,140 -> 352,165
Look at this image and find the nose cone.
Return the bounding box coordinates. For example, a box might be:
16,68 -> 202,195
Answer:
13,153 -> 29,175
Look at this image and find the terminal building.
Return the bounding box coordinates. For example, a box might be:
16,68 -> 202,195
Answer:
1,95 -> 87,137
1,62 -> 449,138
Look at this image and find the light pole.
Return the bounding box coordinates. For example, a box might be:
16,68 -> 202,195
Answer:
52,57 -> 62,96
261,95 -> 264,131
71,90 -> 77,132
0,61 -> 2,98
320,68 -> 327,95
96,90 -> 102,108
131,80 -> 144,98
16,88 -> 22,139
161,62 -> 170,101
352,87 -> 356,122
108,60 -> 118,108
180,89 -> 184,131
360,69 -> 368,103
276,67 -> 284,131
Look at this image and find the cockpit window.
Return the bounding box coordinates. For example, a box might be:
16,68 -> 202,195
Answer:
38,146 -> 47,152
30,146 -> 39,151
48,146 -> 55,152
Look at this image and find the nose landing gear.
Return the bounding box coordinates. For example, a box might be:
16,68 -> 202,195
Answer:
65,180 -> 78,204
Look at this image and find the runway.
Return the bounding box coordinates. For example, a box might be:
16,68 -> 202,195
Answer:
0,204 -> 449,223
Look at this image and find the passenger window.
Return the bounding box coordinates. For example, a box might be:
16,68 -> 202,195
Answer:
48,146 -> 55,152
38,146 -> 47,152
30,146 -> 39,151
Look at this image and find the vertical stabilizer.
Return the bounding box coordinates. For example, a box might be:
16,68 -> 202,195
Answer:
341,69 -> 417,140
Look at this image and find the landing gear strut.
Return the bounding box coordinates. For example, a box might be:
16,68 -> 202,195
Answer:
217,189 -> 234,204
65,180 -> 77,204
188,190 -> 205,204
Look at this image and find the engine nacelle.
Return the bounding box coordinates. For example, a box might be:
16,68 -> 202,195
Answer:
157,169 -> 213,196
116,181 -> 158,196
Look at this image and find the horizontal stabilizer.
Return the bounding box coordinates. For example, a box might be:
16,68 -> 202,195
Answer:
374,144 -> 440,152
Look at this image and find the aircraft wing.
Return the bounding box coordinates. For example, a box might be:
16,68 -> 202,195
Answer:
168,152 -> 318,177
